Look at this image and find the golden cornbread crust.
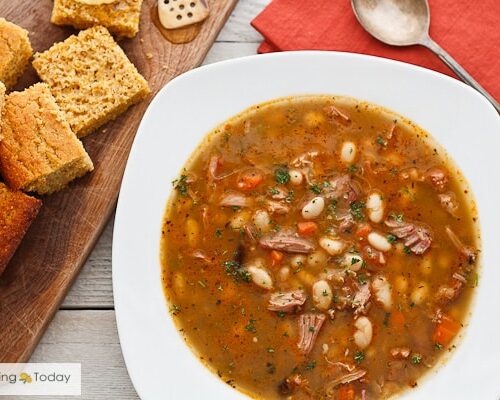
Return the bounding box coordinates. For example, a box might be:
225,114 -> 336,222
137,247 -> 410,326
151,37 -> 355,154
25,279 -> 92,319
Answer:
51,0 -> 143,39
0,18 -> 32,89
0,183 -> 41,276
0,83 -> 94,195
32,26 -> 150,138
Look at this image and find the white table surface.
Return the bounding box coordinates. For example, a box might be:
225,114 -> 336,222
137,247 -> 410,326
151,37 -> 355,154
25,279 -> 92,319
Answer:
16,1 -> 270,399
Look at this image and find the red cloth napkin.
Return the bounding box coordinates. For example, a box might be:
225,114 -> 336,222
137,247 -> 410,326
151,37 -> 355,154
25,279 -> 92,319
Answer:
251,0 -> 500,100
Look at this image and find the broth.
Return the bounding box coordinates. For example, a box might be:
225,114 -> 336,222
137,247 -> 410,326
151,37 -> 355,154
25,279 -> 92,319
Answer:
161,96 -> 480,399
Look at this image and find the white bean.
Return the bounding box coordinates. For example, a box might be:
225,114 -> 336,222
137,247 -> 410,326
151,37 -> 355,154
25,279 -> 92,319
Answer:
307,250 -> 328,267
253,210 -> 270,232
411,282 -> 429,305
319,237 -> 345,256
312,280 -> 333,310
343,253 -> 364,271
289,169 -> 304,185
367,231 -> 392,252
247,266 -> 273,290
278,266 -> 290,282
366,191 -> 385,223
229,210 -> 251,230
354,316 -> 373,349
341,141 -> 357,164
302,197 -> 325,219
372,276 -> 392,311
290,255 -> 307,269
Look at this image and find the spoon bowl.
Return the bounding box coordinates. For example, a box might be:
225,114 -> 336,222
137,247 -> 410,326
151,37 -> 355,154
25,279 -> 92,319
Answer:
351,0 -> 430,46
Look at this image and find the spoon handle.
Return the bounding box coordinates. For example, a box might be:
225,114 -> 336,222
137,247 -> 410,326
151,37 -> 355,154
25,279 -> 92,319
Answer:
422,37 -> 500,113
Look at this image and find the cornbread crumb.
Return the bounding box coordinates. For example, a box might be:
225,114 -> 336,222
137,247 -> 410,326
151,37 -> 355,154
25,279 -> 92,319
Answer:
32,26 -> 150,138
0,83 -> 94,195
0,81 -> 5,131
0,182 -> 41,276
51,0 -> 143,38
0,18 -> 33,89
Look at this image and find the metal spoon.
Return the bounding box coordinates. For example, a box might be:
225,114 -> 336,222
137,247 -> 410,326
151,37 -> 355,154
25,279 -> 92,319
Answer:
351,0 -> 500,113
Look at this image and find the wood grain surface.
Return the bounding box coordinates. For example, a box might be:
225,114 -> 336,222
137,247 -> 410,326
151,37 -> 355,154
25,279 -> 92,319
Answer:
0,0 -> 237,363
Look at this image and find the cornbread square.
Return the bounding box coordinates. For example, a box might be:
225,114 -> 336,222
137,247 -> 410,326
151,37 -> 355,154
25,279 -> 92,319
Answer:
0,18 -> 32,89
32,26 -> 150,138
0,83 -> 94,195
0,183 -> 41,276
51,0 -> 143,39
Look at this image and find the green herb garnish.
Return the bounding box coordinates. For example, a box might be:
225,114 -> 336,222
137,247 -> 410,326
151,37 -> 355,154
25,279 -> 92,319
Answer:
275,167 -> 290,184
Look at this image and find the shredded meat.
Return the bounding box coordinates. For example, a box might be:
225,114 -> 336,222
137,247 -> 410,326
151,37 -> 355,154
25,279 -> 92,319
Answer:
390,347 -> 410,360
435,278 -> 463,305
268,290 -> 306,313
259,230 -> 315,254
352,284 -> 371,315
297,313 -> 326,354
323,104 -> 351,122
325,174 -> 360,203
269,187 -> 288,200
325,369 -> 366,393
278,374 -> 309,396
191,249 -> 211,263
291,151 -> 319,168
219,192 -> 250,208
338,214 -> 356,233
385,219 -> 432,255
266,200 -> 289,215
243,224 -> 258,243
425,167 -> 448,192
445,226 -> 477,264
438,192 -> 459,216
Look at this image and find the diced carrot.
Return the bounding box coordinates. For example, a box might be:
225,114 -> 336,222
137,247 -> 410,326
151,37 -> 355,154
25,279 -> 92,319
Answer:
337,383 -> 355,400
297,221 -> 318,236
270,250 -> 284,266
356,223 -> 372,238
390,311 -> 406,329
238,170 -> 263,190
432,314 -> 461,346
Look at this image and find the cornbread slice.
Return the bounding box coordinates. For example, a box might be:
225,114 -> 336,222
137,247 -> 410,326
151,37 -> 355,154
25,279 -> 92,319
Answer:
0,18 -> 32,89
51,0 -> 143,39
0,183 -> 41,276
32,26 -> 150,138
50,0 -> 142,38
0,83 -> 94,195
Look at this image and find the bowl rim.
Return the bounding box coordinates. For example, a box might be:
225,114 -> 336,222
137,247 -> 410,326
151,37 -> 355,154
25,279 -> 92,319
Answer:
112,50 -> 500,400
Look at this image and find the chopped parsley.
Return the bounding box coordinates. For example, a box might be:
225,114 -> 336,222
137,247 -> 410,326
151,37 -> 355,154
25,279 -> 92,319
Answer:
434,343 -> 443,350
411,353 -> 422,365
350,201 -> 366,221
267,347 -> 275,353
231,205 -> 241,212
285,190 -> 295,203
173,174 -> 189,196
389,212 -> 404,223
275,167 -> 290,184
245,319 -> 257,333
357,274 -> 368,285
383,312 -> 391,327
169,304 -> 181,315
308,326 -> 315,332
387,234 -> 397,244
403,246 -> 411,255
215,228 -> 222,238
223,260 -> 250,283
376,136 -> 387,147
310,184 -> 322,194
327,199 -> 338,214
305,361 -> 316,370
322,289 -> 329,297
276,311 -> 286,318
269,187 -> 280,196
347,164 -> 359,173
354,351 -> 365,363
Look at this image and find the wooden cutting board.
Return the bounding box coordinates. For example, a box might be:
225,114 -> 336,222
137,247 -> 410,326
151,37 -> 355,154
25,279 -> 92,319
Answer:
0,0 -> 237,363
